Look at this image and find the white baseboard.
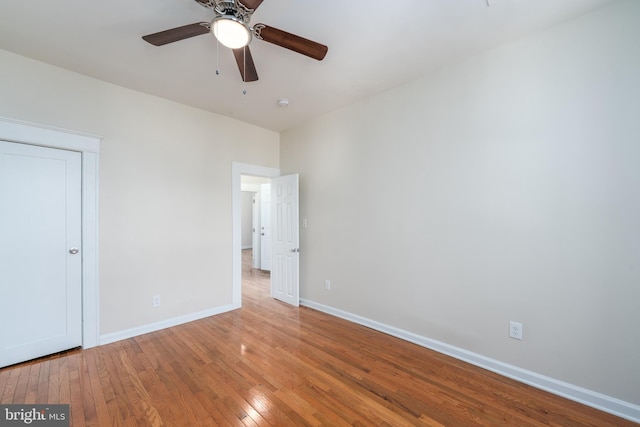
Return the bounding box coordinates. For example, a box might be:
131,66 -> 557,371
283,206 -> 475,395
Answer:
99,303 -> 237,345
242,245 -> 252,250
300,298 -> 640,424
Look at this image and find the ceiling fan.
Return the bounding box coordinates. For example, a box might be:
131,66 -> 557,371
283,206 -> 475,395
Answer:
142,0 -> 328,82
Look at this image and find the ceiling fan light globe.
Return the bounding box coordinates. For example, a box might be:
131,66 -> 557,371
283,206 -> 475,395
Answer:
212,17 -> 251,49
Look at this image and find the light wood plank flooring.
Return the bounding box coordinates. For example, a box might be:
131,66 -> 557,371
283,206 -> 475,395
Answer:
0,250 -> 635,426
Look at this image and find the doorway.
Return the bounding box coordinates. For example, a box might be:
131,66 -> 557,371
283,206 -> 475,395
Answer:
240,176 -> 272,305
240,175 -> 272,272
0,117 -> 100,349
232,163 -> 300,308
231,163 -> 280,309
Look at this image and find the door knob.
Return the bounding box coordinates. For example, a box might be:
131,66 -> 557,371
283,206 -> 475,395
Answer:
69,247 -> 79,254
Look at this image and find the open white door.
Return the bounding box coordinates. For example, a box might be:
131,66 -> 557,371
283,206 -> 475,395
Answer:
0,141 -> 82,367
251,192 -> 261,269
270,174 -> 299,306
260,183 -> 271,271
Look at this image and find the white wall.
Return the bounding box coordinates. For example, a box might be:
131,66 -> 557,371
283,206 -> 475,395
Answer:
0,49 -> 279,336
241,175 -> 271,193
280,0 -> 640,408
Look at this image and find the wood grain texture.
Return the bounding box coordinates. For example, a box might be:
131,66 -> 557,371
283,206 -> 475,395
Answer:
233,46 -> 259,82
0,250 -> 635,426
142,23 -> 210,46
256,24 -> 328,61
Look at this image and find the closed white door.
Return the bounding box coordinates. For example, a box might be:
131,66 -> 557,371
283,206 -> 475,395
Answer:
0,141 -> 82,368
271,174 -> 299,306
260,183 -> 271,271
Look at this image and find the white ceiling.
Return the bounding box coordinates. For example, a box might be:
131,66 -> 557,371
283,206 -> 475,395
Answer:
0,0 -> 616,132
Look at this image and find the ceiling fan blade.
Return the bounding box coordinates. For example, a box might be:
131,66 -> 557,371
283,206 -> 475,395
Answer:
233,46 -> 259,82
240,0 -> 264,10
142,22 -> 210,46
254,24 -> 327,61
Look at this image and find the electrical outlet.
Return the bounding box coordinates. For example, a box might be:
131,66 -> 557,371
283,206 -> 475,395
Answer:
509,321 -> 523,340
153,295 -> 161,308
324,279 -> 331,291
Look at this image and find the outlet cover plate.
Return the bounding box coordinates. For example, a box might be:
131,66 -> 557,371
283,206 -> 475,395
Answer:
509,321 -> 523,340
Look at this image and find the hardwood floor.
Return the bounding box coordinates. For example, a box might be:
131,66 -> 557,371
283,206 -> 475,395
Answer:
0,250 -> 635,426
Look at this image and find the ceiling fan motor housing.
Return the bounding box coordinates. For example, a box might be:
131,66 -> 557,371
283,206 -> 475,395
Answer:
214,1 -> 253,24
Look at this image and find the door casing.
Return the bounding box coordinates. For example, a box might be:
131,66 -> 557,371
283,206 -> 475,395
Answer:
0,117 -> 101,348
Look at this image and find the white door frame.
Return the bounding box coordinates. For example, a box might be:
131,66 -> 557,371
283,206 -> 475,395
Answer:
0,117 -> 101,348
231,162 -> 279,308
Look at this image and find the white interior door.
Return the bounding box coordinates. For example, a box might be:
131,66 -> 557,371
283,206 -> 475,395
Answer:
0,141 -> 82,368
260,183 -> 271,271
251,192 -> 261,269
270,174 -> 299,306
